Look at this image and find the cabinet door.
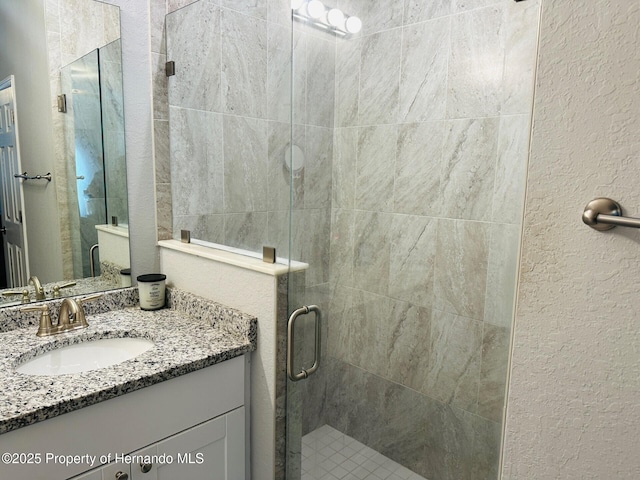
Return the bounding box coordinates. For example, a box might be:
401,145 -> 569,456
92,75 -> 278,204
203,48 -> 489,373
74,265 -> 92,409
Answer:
70,468 -> 102,480
131,407 -> 245,480
69,462 -> 130,480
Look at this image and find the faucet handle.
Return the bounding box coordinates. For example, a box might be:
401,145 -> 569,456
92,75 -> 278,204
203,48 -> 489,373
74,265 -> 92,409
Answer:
74,293 -> 103,328
3,289 -> 30,303
52,281 -> 77,298
78,293 -> 103,304
21,304 -> 54,337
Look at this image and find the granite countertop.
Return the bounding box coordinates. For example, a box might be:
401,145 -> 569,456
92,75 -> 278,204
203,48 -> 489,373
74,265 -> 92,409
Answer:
0,288 -> 257,435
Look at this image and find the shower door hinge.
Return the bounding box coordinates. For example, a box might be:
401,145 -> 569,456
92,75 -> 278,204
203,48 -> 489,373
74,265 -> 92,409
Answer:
57,94 -> 67,113
165,61 -> 176,77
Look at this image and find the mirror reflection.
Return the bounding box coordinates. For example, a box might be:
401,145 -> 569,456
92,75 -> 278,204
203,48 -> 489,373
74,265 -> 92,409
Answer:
0,0 -> 130,307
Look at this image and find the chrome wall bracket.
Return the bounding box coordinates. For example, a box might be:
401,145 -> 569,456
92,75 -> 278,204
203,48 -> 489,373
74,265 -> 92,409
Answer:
582,197 -> 640,231
287,305 -> 321,382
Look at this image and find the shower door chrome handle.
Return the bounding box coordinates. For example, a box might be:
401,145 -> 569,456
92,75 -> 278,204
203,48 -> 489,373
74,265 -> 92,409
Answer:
287,305 -> 321,382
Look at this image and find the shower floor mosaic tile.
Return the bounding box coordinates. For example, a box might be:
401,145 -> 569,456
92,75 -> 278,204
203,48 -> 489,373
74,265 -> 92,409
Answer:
302,425 -> 428,480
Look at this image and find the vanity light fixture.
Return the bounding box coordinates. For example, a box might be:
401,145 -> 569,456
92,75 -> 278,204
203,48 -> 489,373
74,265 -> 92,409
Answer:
292,0 -> 362,37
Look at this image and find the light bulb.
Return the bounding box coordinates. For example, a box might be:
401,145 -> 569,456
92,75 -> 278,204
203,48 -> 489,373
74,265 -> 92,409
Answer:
327,8 -> 345,28
307,0 -> 325,19
291,0 -> 304,10
345,16 -> 362,34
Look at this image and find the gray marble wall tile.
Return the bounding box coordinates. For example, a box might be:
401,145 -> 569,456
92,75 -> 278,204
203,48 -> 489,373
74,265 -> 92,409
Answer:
291,209 -> 331,286
335,38 -> 361,127
441,117 -> 499,221
389,215 -> 436,308
469,413 -> 502,479
152,52 -> 169,120
267,121 -> 304,211
332,128 -> 357,210
348,289 -> 390,377
170,107 -> 224,216
266,210 -> 290,258
394,121 -> 444,216
329,208 -> 354,287
447,5 -> 505,118
478,323 -> 510,423
434,219 -> 490,320
492,114 -> 529,224
355,125 -> 397,212
304,126 -> 333,208
358,29 -> 401,125
173,214 -> 225,244
352,211 -> 392,295
267,24 -> 306,124
167,0 -> 204,14
425,309 -> 482,412
502,0 -> 540,114
220,0 -> 267,20
306,36 -> 336,128
166,2 -> 221,113
337,0 -> 403,36
327,286 -> 354,362
268,0 -> 291,26
154,120 -> 170,184
452,0 -> 500,14
403,0 -> 451,24
266,23 -> 289,123
150,0 -> 166,54
324,357 -> 499,480
399,17 -> 450,123
484,222 -> 519,328
60,0 -> 110,61
224,212 -> 269,251
385,299 -> 432,389
157,183 -> 173,241
221,9 -> 267,117
223,115 -> 268,213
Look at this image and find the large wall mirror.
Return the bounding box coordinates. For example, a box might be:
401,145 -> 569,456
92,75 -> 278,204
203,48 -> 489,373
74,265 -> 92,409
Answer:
0,0 -> 130,307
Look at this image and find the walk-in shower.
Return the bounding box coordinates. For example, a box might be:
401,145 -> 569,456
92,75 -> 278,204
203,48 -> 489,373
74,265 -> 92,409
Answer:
163,0 -> 541,478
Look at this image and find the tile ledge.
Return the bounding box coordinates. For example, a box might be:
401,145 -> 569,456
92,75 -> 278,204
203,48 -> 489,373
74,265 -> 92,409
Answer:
158,239 -> 308,276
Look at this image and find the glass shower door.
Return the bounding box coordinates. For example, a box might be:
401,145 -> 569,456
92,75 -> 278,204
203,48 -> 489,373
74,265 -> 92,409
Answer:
284,1 -> 541,479
60,49 -> 106,278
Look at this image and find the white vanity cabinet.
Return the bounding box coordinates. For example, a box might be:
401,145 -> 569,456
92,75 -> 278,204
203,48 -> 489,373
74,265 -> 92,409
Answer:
0,355 -> 248,480
74,406 -> 245,480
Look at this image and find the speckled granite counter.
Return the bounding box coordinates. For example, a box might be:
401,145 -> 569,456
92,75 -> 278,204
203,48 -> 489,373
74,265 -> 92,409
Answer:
0,288 -> 257,435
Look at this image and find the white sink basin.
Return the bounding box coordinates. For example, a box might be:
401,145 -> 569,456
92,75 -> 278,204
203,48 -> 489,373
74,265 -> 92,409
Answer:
16,337 -> 155,376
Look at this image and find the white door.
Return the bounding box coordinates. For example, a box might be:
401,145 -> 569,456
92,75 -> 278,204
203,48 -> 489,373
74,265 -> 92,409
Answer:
0,76 -> 29,287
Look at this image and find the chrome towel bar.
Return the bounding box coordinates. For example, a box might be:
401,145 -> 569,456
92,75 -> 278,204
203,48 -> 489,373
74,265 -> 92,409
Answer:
582,197 -> 640,231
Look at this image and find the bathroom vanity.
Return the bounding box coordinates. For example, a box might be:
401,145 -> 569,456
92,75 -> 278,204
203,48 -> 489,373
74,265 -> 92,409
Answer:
0,288 -> 257,479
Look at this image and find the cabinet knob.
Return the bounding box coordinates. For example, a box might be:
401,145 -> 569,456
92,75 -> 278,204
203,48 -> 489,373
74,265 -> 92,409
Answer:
140,463 -> 153,473
115,472 -> 129,480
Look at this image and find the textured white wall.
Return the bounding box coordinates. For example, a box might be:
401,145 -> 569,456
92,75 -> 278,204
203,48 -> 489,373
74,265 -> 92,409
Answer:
502,1 -> 640,478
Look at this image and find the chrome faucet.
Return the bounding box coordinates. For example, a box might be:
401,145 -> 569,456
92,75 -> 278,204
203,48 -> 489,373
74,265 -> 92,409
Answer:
29,276 -> 45,301
21,293 -> 103,337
